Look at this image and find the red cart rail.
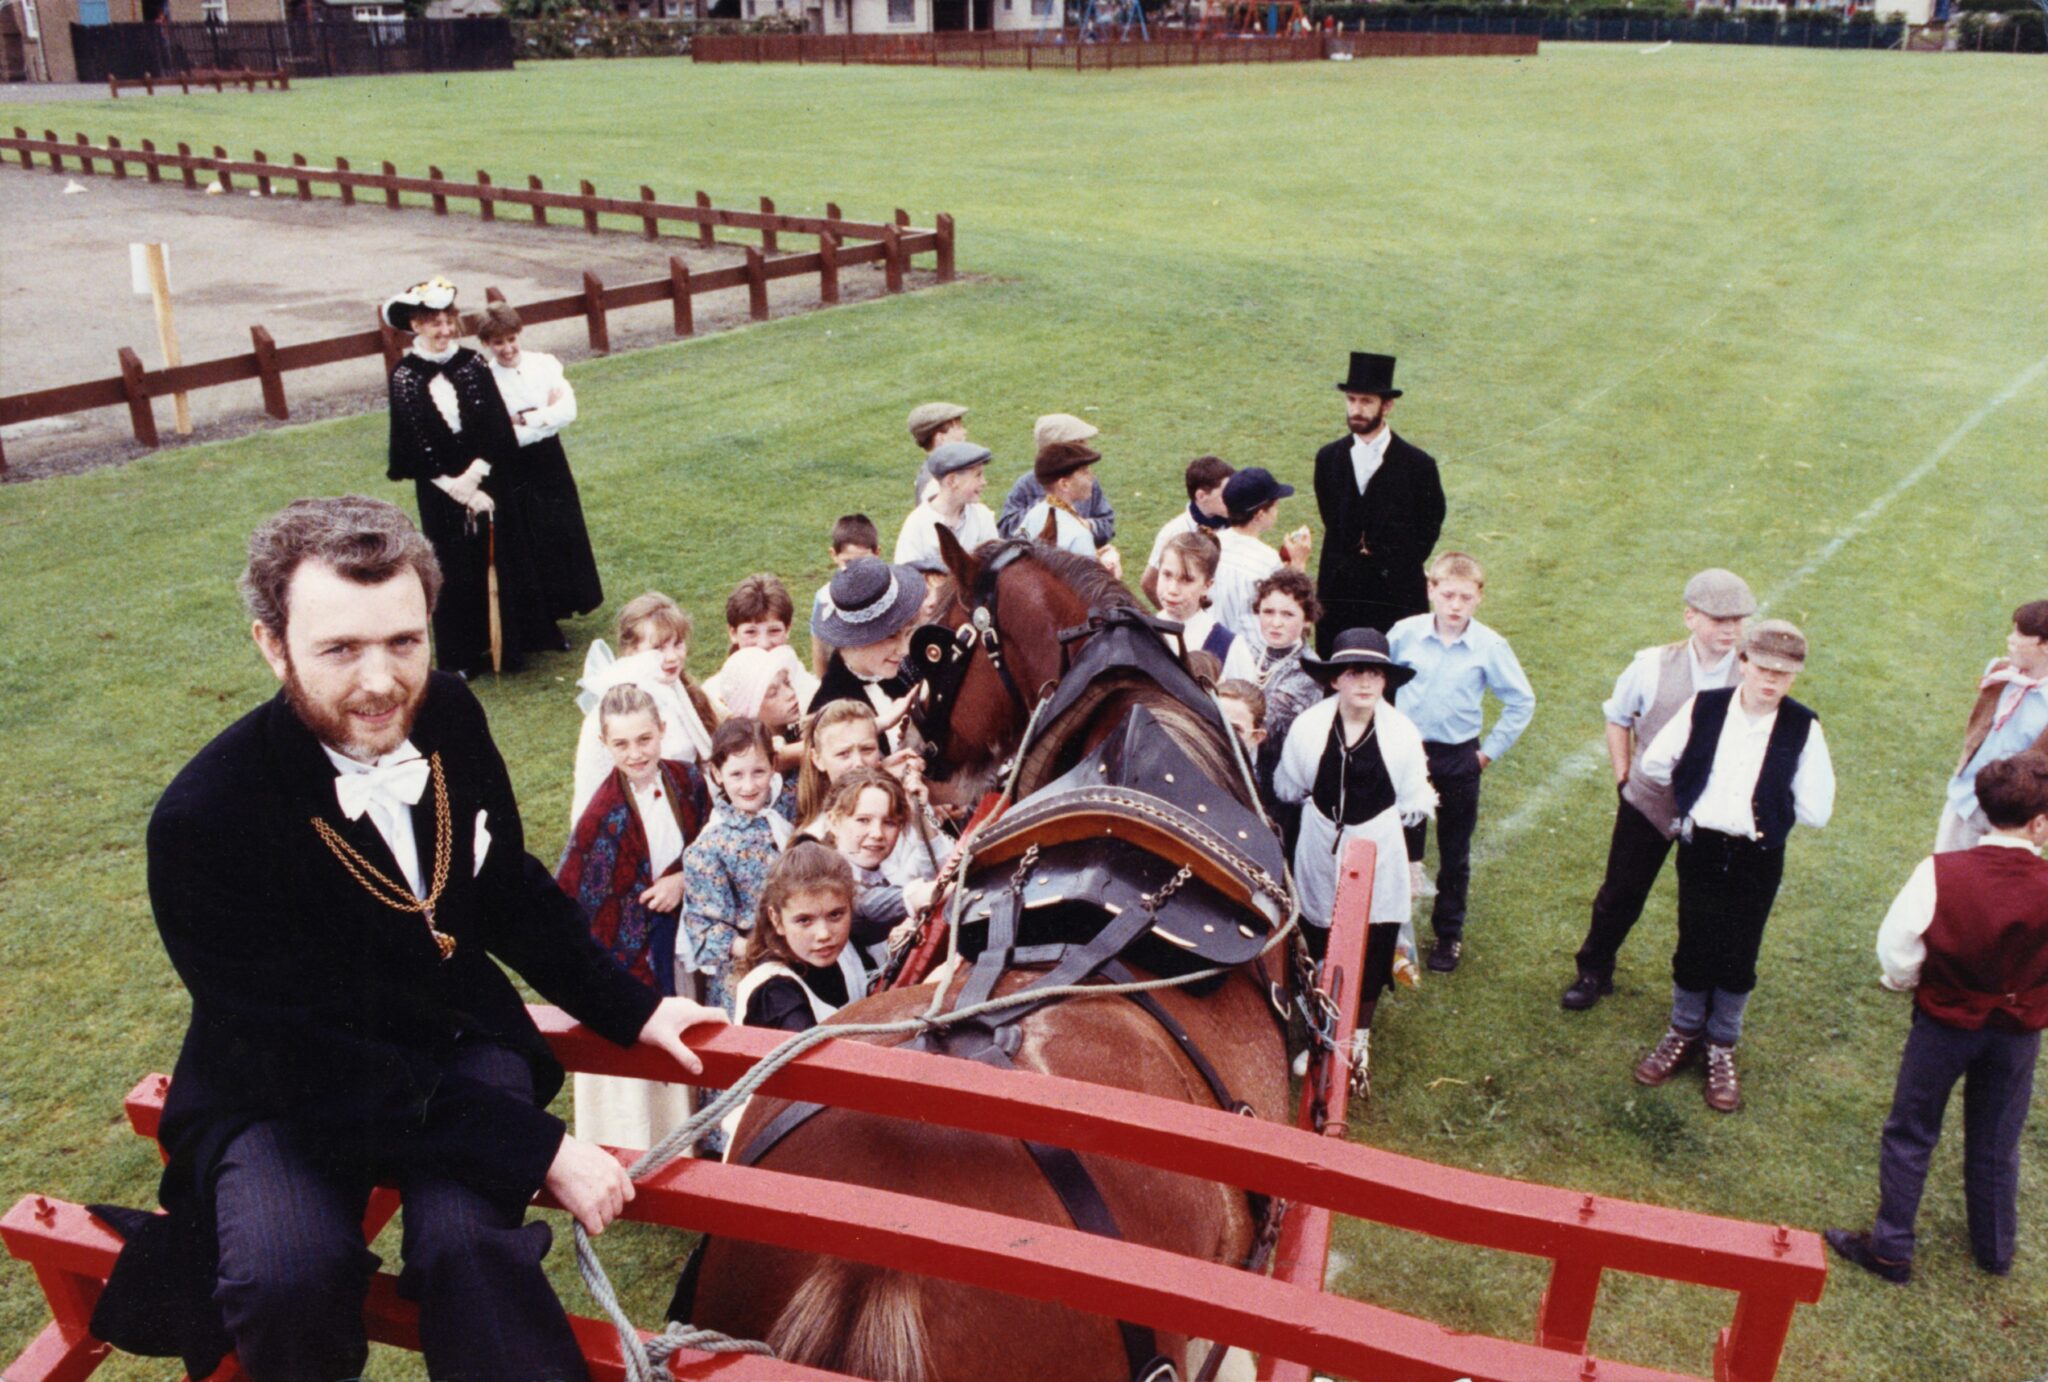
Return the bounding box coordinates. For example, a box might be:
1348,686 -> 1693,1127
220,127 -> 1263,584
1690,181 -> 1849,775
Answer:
5,840 -> 1825,1381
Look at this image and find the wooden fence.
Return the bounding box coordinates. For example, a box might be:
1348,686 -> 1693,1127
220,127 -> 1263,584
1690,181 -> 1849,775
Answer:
693,30 -> 1534,66
0,130 -> 955,476
107,66 -> 290,98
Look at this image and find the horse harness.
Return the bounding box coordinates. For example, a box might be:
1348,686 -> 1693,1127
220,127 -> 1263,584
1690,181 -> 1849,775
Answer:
909,543 -> 1040,768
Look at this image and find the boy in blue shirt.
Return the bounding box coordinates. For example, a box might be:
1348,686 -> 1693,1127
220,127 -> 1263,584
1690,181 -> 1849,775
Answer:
1388,552 -> 1536,973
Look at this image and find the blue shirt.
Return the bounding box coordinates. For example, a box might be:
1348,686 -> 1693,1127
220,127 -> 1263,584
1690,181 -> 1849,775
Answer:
1948,659 -> 2048,818
1387,613 -> 1536,761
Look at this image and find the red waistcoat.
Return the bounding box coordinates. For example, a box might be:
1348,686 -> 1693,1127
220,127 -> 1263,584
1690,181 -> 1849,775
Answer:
1919,846 -> 2048,1032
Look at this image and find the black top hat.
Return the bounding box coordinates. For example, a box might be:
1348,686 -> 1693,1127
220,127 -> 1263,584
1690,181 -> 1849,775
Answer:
1336,352 -> 1403,400
1222,466 -> 1294,522
1300,627 -> 1416,688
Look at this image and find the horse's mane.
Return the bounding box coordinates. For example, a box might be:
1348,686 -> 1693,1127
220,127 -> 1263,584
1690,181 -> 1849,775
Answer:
970,539 -> 1139,615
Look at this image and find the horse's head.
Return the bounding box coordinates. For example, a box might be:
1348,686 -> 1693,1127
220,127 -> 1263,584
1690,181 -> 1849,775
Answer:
910,527 -> 1132,808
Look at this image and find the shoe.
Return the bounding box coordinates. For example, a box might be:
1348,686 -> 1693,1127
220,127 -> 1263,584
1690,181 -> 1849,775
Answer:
1703,1042 -> 1741,1112
1975,1254 -> 2012,1277
1427,938 -> 1462,973
1824,1229 -> 1910,1285
1409,861 -> 1437,900
1632,1028 -> 1698,1086
1561,972 -> 1614,1011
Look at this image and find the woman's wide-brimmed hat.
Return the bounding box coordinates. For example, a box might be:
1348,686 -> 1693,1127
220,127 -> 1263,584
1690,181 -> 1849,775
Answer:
381,276 -> 459,333
811,557 -> 928,649
1300,627 -> 1416,688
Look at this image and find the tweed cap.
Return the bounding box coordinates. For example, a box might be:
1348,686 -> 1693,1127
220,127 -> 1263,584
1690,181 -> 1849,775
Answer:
1742,619 -> 1807,673
907,401 -> 968,445
926,440 -> 992,479
1034,439 -> 1102,487
1033,413 -> 1099,450
1683,568 -> 1757,619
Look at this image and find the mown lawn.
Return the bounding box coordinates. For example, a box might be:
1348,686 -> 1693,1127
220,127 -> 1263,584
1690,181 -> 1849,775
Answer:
3,43 -> 2046,1380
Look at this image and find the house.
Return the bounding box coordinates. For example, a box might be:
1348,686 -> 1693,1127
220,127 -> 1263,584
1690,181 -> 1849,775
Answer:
810,0 -> 1061,31
2,0 -> 279,82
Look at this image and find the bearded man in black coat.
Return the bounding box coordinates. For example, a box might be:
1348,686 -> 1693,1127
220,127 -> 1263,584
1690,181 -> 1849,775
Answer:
1311,353 -> 1447,655
88,495 -> 726,1381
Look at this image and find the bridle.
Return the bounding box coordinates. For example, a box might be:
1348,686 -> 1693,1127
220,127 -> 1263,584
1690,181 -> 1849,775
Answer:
910,544 -> 1040,770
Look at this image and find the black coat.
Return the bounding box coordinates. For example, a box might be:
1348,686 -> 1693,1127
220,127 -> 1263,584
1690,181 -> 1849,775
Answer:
1312,431 -> 1445,651
91,673 -> 659,1369
809,651 -> 914,754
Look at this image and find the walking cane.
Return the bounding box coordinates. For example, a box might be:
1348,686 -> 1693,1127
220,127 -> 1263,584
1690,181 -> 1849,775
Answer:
485,511 -> 503,675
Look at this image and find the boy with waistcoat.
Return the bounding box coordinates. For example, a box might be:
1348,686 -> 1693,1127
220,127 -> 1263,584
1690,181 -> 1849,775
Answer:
1827,750 -> 2048,1284
1936,599 -> 2048,854
1560,569 -> 1754,1010
1629,619 -> 1834,1112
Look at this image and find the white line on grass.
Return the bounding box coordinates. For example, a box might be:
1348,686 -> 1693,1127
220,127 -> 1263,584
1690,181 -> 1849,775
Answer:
1474,349 -> 2048,863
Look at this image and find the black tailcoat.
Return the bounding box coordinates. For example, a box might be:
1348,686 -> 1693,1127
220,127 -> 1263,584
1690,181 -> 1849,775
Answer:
90,672 -> 658,1368
1311,430 -> 1445,653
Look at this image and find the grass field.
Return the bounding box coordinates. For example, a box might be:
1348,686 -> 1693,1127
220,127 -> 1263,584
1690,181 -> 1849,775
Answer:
4,43 -> 2047,1380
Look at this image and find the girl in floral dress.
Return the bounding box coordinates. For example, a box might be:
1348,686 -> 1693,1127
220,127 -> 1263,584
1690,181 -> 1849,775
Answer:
680,717 -> 791,1016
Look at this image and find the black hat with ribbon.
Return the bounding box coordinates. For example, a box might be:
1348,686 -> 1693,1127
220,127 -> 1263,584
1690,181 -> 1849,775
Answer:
1299,627 -> 1416,688
810,556 -> 928,649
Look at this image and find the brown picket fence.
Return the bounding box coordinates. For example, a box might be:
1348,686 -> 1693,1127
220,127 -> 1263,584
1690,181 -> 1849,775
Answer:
692,30 -> 1535,67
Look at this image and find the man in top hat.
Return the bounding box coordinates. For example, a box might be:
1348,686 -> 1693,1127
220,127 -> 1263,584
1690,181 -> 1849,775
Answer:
896,440 -> 999,574
1561,568 -> 1758,1010
1827,750 -> 2048,1286
997,413 -> 1117,547
1630,619 -> 1834,1112
809,555 -> 929,754
1311,352 -> 1446,655
907,401 -> 970,507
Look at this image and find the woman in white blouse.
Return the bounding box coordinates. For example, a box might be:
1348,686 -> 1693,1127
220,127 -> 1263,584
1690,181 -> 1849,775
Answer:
478,304 -> 604,630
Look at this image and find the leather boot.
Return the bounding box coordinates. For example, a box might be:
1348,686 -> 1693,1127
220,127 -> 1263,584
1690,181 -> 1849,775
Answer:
1632,1028 -> 1698,1086
1703,1042 -> 1741,1112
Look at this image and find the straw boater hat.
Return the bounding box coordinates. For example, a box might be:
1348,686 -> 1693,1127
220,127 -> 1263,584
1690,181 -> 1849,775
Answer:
907,402 -> 968,446
1741,619 -> 1807,673
810,557 -> 928,649
381,276 -> 459,333
1300,627 -> 1416,689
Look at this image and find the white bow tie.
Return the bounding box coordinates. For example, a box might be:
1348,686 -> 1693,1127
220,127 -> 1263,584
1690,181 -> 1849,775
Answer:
334,756 -> 429,822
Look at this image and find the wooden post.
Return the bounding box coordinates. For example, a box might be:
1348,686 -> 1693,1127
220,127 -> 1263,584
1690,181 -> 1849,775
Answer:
579,179 -> 599,235
74,133 -> 95,175
1533,1259 -> 1602,1355
142,138 -> 161,183
108,74 -> 120,100
668,256 -> 694,337
253,149 -> 273,197
484,285 -> 506,305
760,196 -> 778,254
337,155 -> 354,205
883,224 -> 904,293
745,247 -> 769,321
696,190 -> 714,246
529,174 -> 547,226
251,326 -> 289,420
12,127 -> 30,170
895,207 -> 910,229
377,310 -> 404,374
178,141 -> 196,189
477,169 -> 494,222
428,165 -> 447,216
582,271 -> 609,354
290,153 -> 311,201
107,134 -> 126,179
142,73 -> 154,93
826,200 -> 841,221
212,146 -> 233,193
818,231 -> 839,305
117,348 -> 160,449
639,185 -> 659,240
42,129 -> 62,173
936,212 -> 955,282
141,243 -> 192,436
382,161 -> 399,210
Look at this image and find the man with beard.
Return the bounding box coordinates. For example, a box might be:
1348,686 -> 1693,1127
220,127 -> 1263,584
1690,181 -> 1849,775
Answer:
1311,352 -> 1446,655
88,496 -> 727,1381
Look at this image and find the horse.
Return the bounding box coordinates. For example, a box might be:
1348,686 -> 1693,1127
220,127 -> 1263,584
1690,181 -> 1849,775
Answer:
684,532 -> 1303,1382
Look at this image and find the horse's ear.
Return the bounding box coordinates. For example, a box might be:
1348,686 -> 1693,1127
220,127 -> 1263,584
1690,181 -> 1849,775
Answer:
935,522 -> 979,595
1038,508 -> 1060,545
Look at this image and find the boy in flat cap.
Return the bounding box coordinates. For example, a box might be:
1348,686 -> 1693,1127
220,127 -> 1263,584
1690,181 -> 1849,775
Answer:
997,413 -> 1117,547
1023,439 -> 1122,577
1630,620 -> 1834,1112
895,441 -> 999,574
1561,569 -> 1756,1010
907,402 -> 970,507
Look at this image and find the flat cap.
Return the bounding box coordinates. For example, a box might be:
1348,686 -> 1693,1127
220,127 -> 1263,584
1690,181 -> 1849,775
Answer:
1742,619 -> 1807,673
926,440 -> 992,479
1033,413 -> 1099,449
907,402 -> 968,444
1684,568 -> 1757,619
1034,439 -> 1102,488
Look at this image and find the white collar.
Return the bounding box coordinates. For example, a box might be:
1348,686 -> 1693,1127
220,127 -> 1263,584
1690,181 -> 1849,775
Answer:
1689,641 -> 1736,679
321,739 -> 421,774
1980,832 -> 2042,854
1350,426 -> 1392,459
408,343 -> 459,365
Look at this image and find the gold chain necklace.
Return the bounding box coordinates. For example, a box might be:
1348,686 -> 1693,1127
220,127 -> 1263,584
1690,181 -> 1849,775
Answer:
310,753 -> 457,960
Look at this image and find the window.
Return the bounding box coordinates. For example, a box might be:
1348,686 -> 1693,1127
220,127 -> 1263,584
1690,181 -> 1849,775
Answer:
887,0 -> 913,21
1030,0 -> 1051,13
21,0 -> 39,38
745,0 -> 755,14
202,0 -> 227,20
833,0 -> 843,13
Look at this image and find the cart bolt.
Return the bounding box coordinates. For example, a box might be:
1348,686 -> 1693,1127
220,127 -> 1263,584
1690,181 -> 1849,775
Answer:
1579,1359 -> 1599,1381
1773,1224 -> 1792,1254
156,1075 -> 170,1095
33,1196 -> 56,1224
1577,1194 -> 1596,1219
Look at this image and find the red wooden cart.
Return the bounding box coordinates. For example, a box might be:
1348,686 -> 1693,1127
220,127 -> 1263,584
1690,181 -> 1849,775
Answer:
4,840 -> 1825,1381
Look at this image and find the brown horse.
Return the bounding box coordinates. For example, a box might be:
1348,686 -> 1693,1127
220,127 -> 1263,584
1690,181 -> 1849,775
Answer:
687,536 -> 1298,1382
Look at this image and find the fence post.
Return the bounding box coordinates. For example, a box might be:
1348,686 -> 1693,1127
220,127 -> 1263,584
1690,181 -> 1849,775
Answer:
582,271 -> 610,354
382,161 -> 399,211
109,74 -> 120,100
745,247 -> 769,321
253,149 -> 272,197
936,212 -> 955,282
12,127 -> 29,170
668,256 -> 695,337
107,134 -> 126,179
1715,1292 -> 1799,1382
250,326 -> 289,420
213,146 -> 234,193
291,153 -> 312,201
178,141 -> 196,188
696,190 -> 715,247
41,128 -> 59,172
477,169 -> 494,221
883,224 -> 904,293
117,347 -> 160,450
74,133 -> 95,176
1533,1259 -> 1603,1355
336,156 -> 355,206
429,166 -> 448,216
760,196 -> 778,254
826,200 -> 841,221
576,180 -> 597,235
142,138 -> 160,183
818,231 -> 839,305
640,185 -> 659,241
529,174 -> 548,226
375,310 -> 405,374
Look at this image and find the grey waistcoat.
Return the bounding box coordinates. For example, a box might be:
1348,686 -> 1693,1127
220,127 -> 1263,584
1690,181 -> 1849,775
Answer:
1619,642 -> 1702,840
